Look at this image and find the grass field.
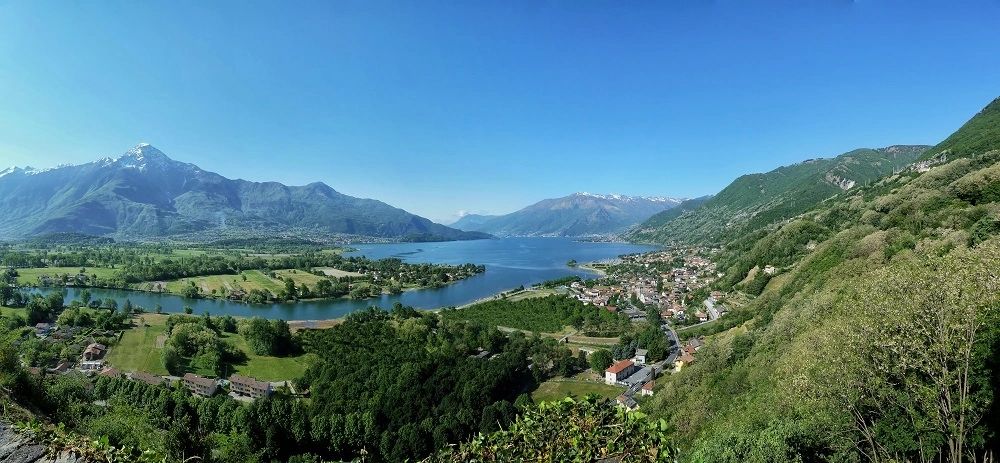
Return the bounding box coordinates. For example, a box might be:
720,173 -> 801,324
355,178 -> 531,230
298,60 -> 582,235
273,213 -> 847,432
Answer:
106,316 -> 169,374
223,333 -> 314,381
507,287 -> 564,301
14,266 -> 119,285
531,372 -> 624,403
314,267 -> 363,278
0,306 -> 26,318
156,269 -> 332,296
105,314 -> 314,380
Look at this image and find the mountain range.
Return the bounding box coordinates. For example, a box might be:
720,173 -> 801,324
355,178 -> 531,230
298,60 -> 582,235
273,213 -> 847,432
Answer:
628,144 -> 930,244
0,144 -> 489,242
450,193 -> 684,237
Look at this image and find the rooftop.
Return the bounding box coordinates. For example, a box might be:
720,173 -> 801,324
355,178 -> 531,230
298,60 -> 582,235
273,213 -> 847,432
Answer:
606,359 -> 635,374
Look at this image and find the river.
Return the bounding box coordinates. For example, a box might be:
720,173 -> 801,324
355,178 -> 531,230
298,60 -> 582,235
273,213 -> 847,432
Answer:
41,237 -> 657,320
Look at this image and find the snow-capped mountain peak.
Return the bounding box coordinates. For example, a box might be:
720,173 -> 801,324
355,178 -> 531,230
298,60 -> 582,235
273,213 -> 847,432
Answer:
573,192 -> 682,203
99,143 -> 176,171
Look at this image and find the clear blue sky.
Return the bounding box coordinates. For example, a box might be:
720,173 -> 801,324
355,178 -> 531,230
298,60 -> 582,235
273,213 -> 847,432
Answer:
1,1 -> 998,223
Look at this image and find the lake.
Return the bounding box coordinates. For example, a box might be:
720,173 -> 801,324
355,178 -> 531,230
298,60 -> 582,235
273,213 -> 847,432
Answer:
44,238 -> 657,320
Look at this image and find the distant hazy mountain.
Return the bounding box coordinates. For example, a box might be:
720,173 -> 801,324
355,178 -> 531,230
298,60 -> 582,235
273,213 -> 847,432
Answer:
450,214 -> 501,230
629,145 -> 929,244
0,144 -> 489,242
451,193 -> 684,237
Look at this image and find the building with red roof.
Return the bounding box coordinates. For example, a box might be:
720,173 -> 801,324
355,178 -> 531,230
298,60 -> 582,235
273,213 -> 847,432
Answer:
605,359 -> 637,385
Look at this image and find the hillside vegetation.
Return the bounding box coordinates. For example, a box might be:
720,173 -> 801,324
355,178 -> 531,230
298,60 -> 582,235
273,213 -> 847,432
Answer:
629,145 -> 927,245
646,96 -> 1000,462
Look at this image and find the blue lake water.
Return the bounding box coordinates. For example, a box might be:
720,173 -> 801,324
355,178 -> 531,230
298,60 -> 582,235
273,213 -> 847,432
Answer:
45,238 -> 657,320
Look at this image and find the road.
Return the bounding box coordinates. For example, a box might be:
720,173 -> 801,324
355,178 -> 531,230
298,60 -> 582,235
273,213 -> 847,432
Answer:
703,298 -> 720,321
620,314 -> 680,401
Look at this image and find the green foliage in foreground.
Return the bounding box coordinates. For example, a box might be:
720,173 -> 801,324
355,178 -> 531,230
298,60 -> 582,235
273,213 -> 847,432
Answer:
430,396 -> 674,462
441,295 -> 631,336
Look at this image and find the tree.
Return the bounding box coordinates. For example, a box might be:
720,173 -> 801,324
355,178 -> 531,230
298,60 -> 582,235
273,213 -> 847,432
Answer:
811,244 -> 1000,463
182,284 -> 200,299
315,279 -> 333,297
162,346 -> 182,375
239,318 -> 293,356
434,397 -> 674,462
588,349 -> 613,372
220,315 -> 238,333
283,279 -> 297,300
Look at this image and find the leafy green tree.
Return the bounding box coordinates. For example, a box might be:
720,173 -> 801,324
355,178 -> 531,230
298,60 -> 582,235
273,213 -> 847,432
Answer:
433,397 -> 674,462
588,349 -> 613,372
161,346 -> 182,375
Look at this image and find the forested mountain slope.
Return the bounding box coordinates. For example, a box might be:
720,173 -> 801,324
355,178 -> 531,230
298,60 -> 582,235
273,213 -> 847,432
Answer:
649,96 -> 1000,462
0,144 -> 488,242
629,145 -> 928,244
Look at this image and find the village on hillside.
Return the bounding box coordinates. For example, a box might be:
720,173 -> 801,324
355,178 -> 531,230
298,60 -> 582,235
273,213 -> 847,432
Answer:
563,247 -> 729,410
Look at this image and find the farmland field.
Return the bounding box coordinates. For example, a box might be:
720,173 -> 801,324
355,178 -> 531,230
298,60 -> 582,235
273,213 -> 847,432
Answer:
105,314 -> 314,381
14,266 -> 119,285
155,269 -> 332,296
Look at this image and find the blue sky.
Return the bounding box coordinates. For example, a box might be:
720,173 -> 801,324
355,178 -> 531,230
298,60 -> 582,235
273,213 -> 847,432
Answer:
1,1 -> 999,223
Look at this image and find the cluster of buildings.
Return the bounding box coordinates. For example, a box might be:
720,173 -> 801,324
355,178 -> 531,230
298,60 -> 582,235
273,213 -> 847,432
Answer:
28,323 -> 278,402
177,372 -> 276,400
672,337 -> 703,372
99,370 -> 278,400
569,248 -> 723,325
28,323 -> 122,376
600,336 -> 706,410
603,350 -> 658,410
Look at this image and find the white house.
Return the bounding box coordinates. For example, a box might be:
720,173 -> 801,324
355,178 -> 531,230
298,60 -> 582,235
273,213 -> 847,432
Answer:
634,349 -> 647,365
78,360 -> 105,372
605,360 -> 637,385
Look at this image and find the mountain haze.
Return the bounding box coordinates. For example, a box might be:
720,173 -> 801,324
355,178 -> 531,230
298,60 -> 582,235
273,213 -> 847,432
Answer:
629,145 -> 929,244
452,193 -> 684,237
450,213 -> 500,230
0,144 -> 489,242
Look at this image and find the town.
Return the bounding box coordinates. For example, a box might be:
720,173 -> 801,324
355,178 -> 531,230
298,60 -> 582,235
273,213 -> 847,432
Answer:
560,247 -> 728,410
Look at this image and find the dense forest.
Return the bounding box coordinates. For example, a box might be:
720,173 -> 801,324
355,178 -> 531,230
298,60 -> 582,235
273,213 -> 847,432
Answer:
441,294 -> 632,336
0,304 -> 588,462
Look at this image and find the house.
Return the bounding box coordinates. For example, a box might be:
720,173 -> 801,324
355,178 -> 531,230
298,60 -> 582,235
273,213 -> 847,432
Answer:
98,367 -> 121,378
674,351 -> 696,372
34,323 -> 53,337
82,343 -> 107,361
689,338 -> 703,351
79,360 -> 105,372
641,381 -> 654,397
616,394 -> 639,410
229,374 -> 273,399
605,360 -> 637,385
50,362 -> 71,374
634,349 -> 648,365
183,373 -> 219,397
131,371 -> 167,387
